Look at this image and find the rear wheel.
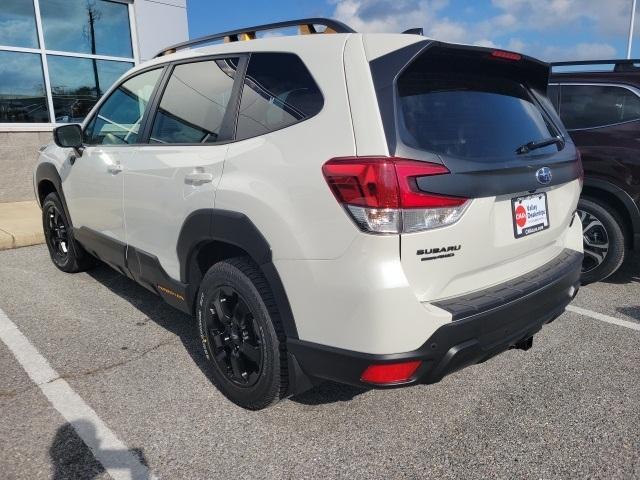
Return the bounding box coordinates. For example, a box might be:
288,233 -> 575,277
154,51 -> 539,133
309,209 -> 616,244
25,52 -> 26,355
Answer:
42,192 -> 95,273
577,197 -> 626,284
196,257 -> 287,410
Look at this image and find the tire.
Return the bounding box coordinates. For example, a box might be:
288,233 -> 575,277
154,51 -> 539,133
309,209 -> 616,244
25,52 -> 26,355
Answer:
196,257 -> 288,410
42,192 -> 96,273
577,197 -> 626,284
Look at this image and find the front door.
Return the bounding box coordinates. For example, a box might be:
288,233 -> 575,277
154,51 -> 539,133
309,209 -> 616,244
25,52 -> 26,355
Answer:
63,67 -> 164,269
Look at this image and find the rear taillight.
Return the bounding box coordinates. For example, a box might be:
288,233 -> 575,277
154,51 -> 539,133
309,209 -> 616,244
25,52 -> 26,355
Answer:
322,157 -> 470,234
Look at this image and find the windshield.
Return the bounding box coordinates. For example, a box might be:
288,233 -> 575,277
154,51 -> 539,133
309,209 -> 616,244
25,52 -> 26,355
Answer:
397,72 -> 560,161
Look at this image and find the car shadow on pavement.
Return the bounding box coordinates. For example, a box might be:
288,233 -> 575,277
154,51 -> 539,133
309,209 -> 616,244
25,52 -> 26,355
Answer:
87,264 -> 367,407
50,420 -> 150,480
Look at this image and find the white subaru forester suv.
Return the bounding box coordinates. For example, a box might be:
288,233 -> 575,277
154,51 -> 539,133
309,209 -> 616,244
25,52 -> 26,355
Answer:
34,18 -> 584,410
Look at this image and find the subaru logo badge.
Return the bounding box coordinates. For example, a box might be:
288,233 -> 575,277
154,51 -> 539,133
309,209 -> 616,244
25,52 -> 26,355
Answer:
536,167 -> 552,185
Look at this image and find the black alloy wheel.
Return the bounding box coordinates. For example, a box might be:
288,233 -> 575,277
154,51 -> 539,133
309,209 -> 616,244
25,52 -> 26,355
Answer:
41,192 -> 96,273
196,257 -> 288,409
578,209 -> 609,274
203,286 -> 264,387
576,197 -> 626,284
44,203 -> 70,263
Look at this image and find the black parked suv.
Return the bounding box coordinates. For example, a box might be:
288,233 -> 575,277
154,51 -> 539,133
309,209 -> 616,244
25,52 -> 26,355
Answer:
550,59 -> 640,283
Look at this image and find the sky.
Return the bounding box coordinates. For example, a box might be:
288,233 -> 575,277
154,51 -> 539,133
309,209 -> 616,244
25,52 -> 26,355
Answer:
187,0 -> 640,62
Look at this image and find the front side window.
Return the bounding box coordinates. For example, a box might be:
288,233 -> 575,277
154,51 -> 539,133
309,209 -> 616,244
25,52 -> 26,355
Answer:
48,56 -> 132,123
235,53 -> 324,140
150,58 -> 239,144
0,0 -> 39,48
40,0 -> 133,58
84,68 -> 162,145
559,84 -> 640,130
0,50 -> 49,123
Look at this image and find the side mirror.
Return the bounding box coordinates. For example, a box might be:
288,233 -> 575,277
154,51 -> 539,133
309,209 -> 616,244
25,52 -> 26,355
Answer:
53,124 -> 84,156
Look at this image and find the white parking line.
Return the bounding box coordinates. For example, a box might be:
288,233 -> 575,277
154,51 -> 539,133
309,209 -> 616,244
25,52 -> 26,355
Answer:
0,307 -> 157,480
567,305 -> 640,332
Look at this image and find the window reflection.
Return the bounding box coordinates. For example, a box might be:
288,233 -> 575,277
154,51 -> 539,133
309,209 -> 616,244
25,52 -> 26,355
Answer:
84,69 -> 161,145
0,0 -> 39,48
0,51 -> 49,123
48,56 -> 132,123
40,0 -> 133,58
150,59 -> 239,144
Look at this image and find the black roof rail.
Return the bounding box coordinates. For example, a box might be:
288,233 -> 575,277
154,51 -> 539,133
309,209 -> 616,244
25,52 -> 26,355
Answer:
550,59 -> 640,72
155,17 -> 356,58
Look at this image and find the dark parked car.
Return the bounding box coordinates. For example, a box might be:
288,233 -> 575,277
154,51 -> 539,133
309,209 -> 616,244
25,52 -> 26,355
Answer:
549,59 -> 640,283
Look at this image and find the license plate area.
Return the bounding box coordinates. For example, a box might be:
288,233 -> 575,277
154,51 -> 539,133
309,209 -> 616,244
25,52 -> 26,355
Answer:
512,192 -> 549,238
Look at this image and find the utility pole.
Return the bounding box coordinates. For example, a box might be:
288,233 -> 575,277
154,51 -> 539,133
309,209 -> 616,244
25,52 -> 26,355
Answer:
627,0 -> 637,59
86,2 -> 101,97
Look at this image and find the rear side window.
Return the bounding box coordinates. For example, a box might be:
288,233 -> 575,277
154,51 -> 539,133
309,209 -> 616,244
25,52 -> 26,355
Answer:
150,58 -> 239,144
397,64 -> 559,161
559,84 -> 640,130
235,53 -> 323,140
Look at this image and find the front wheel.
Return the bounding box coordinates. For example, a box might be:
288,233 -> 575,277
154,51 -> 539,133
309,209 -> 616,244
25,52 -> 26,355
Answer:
42,192 -> 95,273
196,257 -> 288,410
577,197 -> 626,284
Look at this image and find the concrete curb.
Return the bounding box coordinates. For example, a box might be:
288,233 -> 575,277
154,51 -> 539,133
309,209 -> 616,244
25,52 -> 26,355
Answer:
0,201 -> 45,251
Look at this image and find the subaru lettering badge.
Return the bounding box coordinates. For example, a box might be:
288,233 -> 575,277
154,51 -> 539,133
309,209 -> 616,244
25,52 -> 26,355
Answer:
536,167 -> 552,185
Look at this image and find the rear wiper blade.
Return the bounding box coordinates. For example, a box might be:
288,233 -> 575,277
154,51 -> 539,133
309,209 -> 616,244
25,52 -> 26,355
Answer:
516,136 -> 564,155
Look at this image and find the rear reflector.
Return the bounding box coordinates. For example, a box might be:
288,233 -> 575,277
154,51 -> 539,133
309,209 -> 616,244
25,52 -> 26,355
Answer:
360,360 -> 422,385
322,157 -> 469,234
491,50 -> 522,61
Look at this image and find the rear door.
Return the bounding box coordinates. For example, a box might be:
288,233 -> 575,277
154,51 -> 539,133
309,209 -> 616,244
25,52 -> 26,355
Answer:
122,56 -> 244,281
371,43 -> 582,300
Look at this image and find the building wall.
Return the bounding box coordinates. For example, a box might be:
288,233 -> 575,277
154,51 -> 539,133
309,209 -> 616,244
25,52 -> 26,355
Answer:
0,0 -> 188,203
134,0 -> 189,61
0,132 -> 50,202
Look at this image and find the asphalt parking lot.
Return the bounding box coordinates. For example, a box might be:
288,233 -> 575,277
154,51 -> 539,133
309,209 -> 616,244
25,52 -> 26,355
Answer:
1,245 -> 638,479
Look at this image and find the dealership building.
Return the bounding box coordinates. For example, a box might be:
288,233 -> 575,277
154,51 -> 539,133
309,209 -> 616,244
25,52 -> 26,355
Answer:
0,0 -> 189,202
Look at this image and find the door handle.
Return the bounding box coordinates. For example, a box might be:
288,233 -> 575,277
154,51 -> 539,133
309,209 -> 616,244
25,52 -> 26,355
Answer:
107,163 -> 123,174
185,171 -> 214,186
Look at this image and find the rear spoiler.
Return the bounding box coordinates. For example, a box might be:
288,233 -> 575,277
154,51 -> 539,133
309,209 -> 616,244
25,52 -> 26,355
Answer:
419,42 -> 551,91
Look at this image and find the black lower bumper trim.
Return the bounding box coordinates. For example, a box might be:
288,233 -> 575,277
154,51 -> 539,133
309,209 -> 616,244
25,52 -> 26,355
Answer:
288,249 -> 582,389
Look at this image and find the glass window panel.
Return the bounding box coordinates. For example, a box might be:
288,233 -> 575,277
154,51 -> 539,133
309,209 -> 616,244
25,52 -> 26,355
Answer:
150,58 -> 239,144
0,0 -> 38,48
48,55 -> 132,123
397,65 -> 559,160
41,0 -> 133,58
84,68 -> 161,145
559,85 -> 640,130
0,51 -> 49,123
236,53 -> 324,141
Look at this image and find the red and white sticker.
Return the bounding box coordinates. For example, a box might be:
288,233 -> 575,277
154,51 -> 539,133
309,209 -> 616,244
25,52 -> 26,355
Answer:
511,193 -> 550,238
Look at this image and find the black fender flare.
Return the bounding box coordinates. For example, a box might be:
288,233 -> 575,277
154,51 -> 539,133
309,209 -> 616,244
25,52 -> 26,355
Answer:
177,209 -> 298,339
583,178 -> 640,248
34,162 -> 73,227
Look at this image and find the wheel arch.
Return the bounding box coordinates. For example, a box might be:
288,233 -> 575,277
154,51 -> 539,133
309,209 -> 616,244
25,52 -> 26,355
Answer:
35,163 -> 73,227
582,178 -> 640,250
177,209 -> 298,339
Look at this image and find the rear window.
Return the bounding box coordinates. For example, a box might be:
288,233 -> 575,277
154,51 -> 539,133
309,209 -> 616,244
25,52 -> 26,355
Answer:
397,67 -> 560,161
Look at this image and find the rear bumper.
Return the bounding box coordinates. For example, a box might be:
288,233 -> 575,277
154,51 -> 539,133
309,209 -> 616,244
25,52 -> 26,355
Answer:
288,249 -> 582,389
